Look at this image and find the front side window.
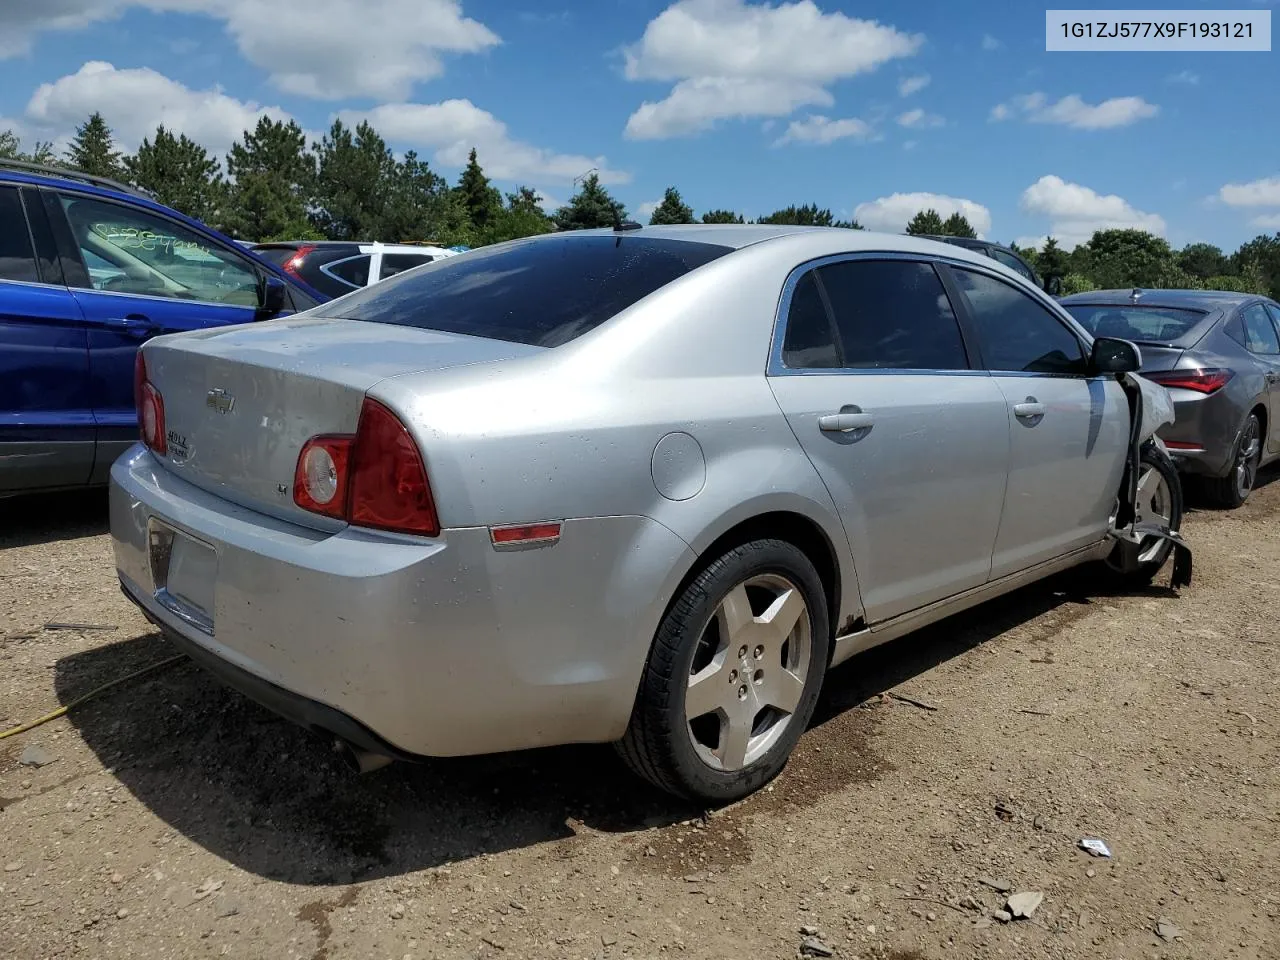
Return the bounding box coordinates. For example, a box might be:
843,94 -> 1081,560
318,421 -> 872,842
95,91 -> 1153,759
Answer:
952,268 -> 1086,375
1241,303 -> 1280,355
329,235 -> 732,348
58,194 -> 259,306
380,253 -> 433,280
0,186 -> 39,283
815,259 -> 969,370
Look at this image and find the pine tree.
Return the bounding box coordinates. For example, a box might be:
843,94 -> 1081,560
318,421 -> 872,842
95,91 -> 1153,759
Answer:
940,211 -> 977,238
224,118 -> 317,242
124,125 -> 225,223
648,186 -> 694,225
483,187 -> 556,244
701,209 -> 745,224
0,129 -> 54,165
905,209 -> 946,235
1037,237 -> 1068,282
312,119 -> 398,240
64,112 -> 125,180
551,173 -> 626,231
454,148 -> 502,234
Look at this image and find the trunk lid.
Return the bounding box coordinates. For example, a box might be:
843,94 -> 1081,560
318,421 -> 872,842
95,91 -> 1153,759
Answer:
1133,343 -> 1186,373
142,316 -> 541,524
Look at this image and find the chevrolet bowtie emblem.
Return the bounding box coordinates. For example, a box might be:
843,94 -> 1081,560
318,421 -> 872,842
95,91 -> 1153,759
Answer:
206,388 -> 235,414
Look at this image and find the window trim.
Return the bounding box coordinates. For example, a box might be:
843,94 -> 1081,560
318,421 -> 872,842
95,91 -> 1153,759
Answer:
768,251 -> 1042,378
0,184 -> 42,286
938,261 -> 1096,380
51,187 -> 266,309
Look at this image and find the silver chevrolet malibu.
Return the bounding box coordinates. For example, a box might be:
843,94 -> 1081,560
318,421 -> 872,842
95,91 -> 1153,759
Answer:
111,225 -> 1182,803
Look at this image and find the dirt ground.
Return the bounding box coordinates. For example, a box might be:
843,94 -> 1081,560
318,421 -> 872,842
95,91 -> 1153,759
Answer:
1,479 -> 1278,960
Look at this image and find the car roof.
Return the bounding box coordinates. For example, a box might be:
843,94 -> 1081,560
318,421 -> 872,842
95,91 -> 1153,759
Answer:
251,240 -> 455,254
1060,288 -> 1263,311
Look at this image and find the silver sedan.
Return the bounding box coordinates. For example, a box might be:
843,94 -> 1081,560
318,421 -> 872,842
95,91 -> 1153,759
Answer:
111,225 -> 1181,803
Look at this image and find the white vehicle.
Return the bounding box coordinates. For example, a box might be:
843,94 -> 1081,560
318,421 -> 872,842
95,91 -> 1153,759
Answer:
250,240 -> 458,299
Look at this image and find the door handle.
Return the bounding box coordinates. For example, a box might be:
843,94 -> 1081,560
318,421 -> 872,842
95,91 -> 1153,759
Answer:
1013,399 -> 1046,421
1267,372 -> 1280,384
103,314 -> 159,339
818,411 -> 875,433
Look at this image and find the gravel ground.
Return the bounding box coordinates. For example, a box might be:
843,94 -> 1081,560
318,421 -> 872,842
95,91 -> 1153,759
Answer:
1,480 -> 1278,960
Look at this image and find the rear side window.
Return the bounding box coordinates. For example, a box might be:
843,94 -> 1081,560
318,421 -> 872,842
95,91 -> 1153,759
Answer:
379,253 -> 433,279
952,268 -> 1086,375
329,235 -> 732,348
989,248 -> 1036,284
0,186 -> 39,283
1241,304 -> 1280,355
323,254 -> 371,289
781,272 -> 839,368
815,259 -> 969,370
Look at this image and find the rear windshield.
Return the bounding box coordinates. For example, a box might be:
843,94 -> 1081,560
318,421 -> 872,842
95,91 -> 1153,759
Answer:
1062,304 -> 1207,343
251,247 -> 295,266
326,234 -> 733,348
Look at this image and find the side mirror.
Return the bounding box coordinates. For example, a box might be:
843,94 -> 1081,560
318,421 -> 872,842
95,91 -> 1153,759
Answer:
1090,336 -> 1142,375
257,275 -> 287,319
1044,275 -> 1062,296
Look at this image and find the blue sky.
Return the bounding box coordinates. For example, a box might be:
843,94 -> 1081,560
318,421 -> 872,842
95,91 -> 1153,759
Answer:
1,0 -> 1278,251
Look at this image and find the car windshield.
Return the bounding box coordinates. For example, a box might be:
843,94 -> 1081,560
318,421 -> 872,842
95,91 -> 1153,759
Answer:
326,234 -> 733,348
1062,304 -> 1207,343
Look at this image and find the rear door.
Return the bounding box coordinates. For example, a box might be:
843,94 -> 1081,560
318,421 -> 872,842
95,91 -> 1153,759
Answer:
47,189 -> 266,477
766,255 -> 1010,623
378,252 -> 435,281
0,184 -> 93,492
946,265 -> 1130,578
1243,302 -> 1280,454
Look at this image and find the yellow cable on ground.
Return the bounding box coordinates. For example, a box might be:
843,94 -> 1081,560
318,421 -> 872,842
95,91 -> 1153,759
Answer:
0,654 -> 186,740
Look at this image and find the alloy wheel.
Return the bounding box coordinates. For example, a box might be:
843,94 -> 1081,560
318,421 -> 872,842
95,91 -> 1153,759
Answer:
1236,417 -> 1261,501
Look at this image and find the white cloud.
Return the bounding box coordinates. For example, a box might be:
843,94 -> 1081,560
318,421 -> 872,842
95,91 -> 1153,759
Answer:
898,74 -> 930,97
774,114 -> 872,145
636,200 -> 660,218
1167,70 -> 1200,85
989,92 -> 1159,130
23,60 -> 292,156
1019,174 -> 1165,249
3,1 -> 500,101
896,108 -> 943,129
337,101 -> 630,186
854,192 -> 992,237
1219,176 -> 1280,208
982,33 -> 1002,50
622,0 -> 922,139
1251,213 -> 1280,229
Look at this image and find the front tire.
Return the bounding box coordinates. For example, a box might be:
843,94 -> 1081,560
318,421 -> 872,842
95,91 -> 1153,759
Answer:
1202,412 -> 1262,509
616,539 -> 829,804
1102,441 -> 1184,587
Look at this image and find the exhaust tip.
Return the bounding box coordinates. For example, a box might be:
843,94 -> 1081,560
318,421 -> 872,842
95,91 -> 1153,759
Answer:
332,738 -> 394,774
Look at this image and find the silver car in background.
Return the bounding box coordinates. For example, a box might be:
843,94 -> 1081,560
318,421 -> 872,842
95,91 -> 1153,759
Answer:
111,226 -> 1181,803
1062,289 -> 1280,508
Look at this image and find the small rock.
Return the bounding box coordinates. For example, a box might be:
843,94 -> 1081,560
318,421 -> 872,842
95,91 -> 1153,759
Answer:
19,779 -> 31,790
115,908 -> 129,920
609,865 -> 619,876
5,862 -> 24,873
683,874 -> 704,883
110,873 -> 124,885
389,904 -> 405,920
959,896 -> 980,911
1156,918 -> 1182,942
192,879 -> 223,901
1086,869 -> 1096,878
800,937 -> 834,957
644,845 -> 656,857
19,743 -> 55,767
979,876 -> 1013,894
601,934 -> 618,947
993,910 -> 1013,923
926,912 -> 937,922
1006,892 -> 1044,919
799,925 -> 819,937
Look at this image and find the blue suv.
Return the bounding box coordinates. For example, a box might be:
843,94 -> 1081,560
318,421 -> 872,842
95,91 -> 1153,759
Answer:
0,161 -> 328,496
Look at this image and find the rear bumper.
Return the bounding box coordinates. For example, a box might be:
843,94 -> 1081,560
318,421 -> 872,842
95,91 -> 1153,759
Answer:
111,445 -> 695,757
1157,389 -> 1242,478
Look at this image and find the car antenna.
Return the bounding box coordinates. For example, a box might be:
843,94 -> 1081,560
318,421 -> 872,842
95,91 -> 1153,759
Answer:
1130,287 -> 1143,302
613,210 -> 642,232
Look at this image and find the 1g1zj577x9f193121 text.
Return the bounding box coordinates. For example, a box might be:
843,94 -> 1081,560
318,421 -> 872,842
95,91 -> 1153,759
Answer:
1046,9 -> 1271,50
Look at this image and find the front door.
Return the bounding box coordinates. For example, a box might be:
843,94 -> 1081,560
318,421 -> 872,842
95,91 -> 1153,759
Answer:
0,185 -> 93,492
49,190 -> 264,478
767,256 -> 1010,624
945,265 -> 1130,579
1245,302 -> 1280,455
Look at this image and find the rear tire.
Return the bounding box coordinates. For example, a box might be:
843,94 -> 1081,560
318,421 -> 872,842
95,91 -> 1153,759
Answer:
1202,412 -> 1262,509
1101,442 -> 1184,588
616,539 -> 829,804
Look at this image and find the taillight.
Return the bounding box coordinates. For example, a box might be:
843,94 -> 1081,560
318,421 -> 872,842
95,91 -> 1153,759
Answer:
292,398 -> 440,536
134,351 -> 167,454
1145,368 -> 1234,395
282,244 -> 314,278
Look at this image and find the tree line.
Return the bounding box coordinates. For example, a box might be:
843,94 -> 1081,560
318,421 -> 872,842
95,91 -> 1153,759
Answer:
2,112 -> 1277,302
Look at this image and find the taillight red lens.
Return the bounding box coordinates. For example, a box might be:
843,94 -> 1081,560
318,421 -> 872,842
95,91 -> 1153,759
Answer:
134,351 -> 167,454
283,244 -> 314,277
293,436 -> 353,519
1146,368 -> 1233,395
291,398 -> 439,536
349,399 -> 440,536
